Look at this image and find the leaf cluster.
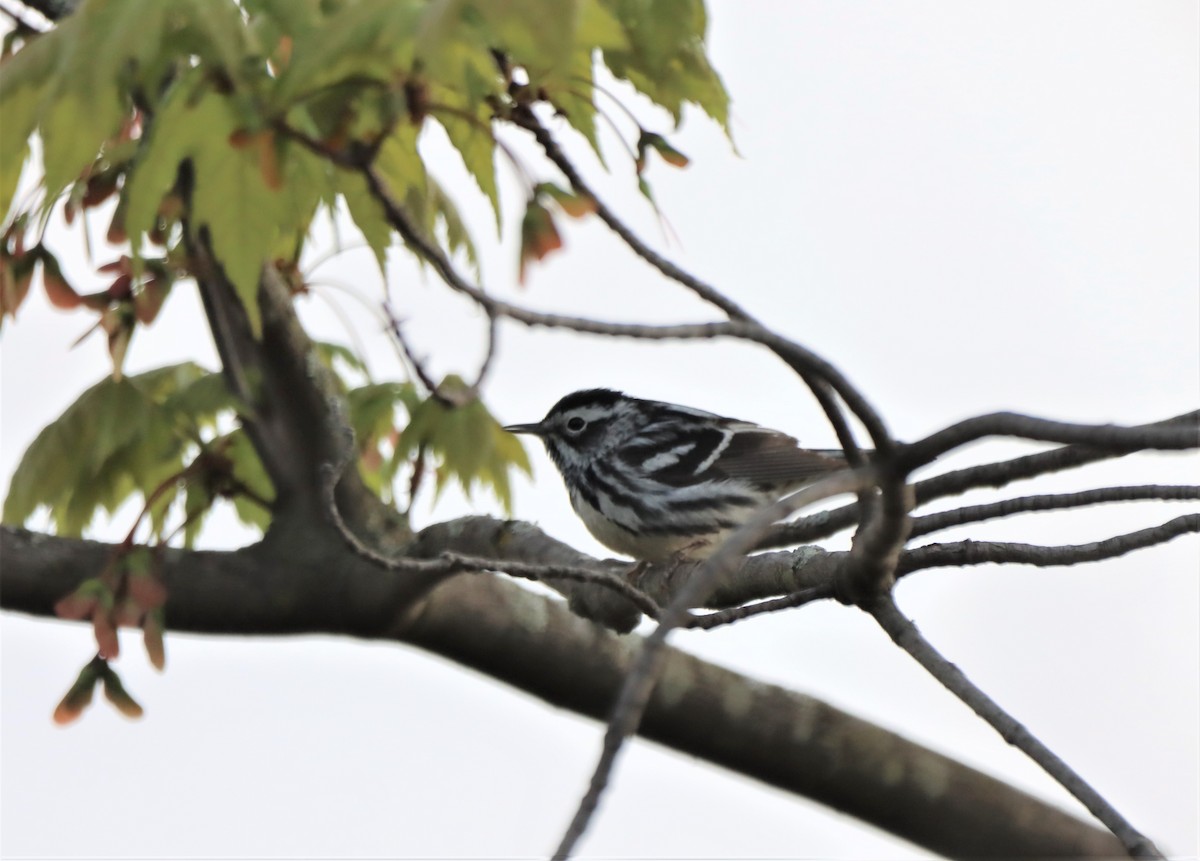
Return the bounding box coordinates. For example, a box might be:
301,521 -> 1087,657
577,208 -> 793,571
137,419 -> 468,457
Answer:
340,367 -> 531,514
1,362 -> 242,539
1,0 -> 729,326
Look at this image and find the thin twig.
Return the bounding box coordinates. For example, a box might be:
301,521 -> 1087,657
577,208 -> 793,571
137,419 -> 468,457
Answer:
909,485 -> 1200,538
318,463 -> 664,619
382,303 -> 442,397
471,310 -> 499,391
898,514 -> 1200,575
513,108 -> 754,322
866,592 -> 1163,859
682,585 -> 834,629
898,412 -> 1200,471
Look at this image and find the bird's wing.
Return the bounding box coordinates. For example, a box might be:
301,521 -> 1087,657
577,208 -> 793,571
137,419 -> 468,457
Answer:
707,429 -> 848,487
636,422 -> 847,488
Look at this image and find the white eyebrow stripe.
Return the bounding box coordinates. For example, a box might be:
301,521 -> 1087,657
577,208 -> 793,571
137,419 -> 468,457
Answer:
693,428 -> 734,474
641,442 -> 697,472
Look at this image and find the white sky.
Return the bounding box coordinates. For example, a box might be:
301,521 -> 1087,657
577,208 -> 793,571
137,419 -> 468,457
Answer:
2,2 -> 1198,857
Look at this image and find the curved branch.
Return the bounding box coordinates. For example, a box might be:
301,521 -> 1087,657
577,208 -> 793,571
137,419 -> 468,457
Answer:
899,412 -> 1200,471
866,593 -> 1163,859
512,108 -> 754,322
0,524 -> 1126,859
898,515 -> 1199,575
909,485 -> 1200,538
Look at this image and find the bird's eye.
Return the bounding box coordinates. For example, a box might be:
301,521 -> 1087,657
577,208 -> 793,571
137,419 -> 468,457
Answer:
565,416 -> 586,433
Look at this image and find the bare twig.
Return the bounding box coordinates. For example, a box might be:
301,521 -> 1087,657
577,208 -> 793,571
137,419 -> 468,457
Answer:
513,108 -> 754,322
898,514 -> 1200,575
909,485 -> 1200,538
471,309 -> 499,391
318,464 -> 663,621
382,303 -> 442,397
682,585 -> 835,629
898,412 -> 1200,471
866,592 -> 1163,859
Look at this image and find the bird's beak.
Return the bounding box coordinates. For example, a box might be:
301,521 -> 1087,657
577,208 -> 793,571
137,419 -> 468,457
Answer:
503,422 -> 545,436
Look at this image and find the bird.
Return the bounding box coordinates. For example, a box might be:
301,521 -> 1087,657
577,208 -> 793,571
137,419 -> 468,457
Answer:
504,389 -> 850,562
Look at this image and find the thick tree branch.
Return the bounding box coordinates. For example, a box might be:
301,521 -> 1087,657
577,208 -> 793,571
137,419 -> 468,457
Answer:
185,228 -> 412,556
0,524 -> 1126,858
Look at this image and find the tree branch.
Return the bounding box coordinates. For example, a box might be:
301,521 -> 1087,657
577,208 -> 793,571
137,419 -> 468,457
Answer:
908,485 -> 1200,539
898,412 -> 1200,471
185,228 -> 412,556
512,108 -> 754,322
898,515 -> 1200,575
0,524 -> 1127,858
866,592 -> 1163,859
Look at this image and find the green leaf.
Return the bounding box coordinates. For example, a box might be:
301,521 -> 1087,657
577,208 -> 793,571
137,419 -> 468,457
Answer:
0,36 -> 57,206
312,340 -> 370,388
373,126 -> 479,274
598,0 -> 730,133
2,363 -> 227,537
578,0 -> 630,51
0,135 -> 30,229
347,382 -> 414,443
550,49 -> 604,163
126,76 -> 319,333
434,94 -> 500,228
338,170 -> 392,277
395,378 -> 530,513
425,175 -> 479,272
224,429 -> 274,533
269,0 -> 424,111
181,480 -> 215,550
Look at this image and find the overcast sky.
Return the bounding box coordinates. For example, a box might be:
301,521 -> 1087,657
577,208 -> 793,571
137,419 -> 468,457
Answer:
2,2 -> 1198,858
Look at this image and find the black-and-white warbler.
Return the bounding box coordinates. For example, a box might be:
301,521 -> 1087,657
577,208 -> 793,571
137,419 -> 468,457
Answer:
505,389 -> 848,562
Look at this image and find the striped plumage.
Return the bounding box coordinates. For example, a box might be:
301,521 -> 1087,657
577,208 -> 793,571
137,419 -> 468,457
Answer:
504,389 -> 847,562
